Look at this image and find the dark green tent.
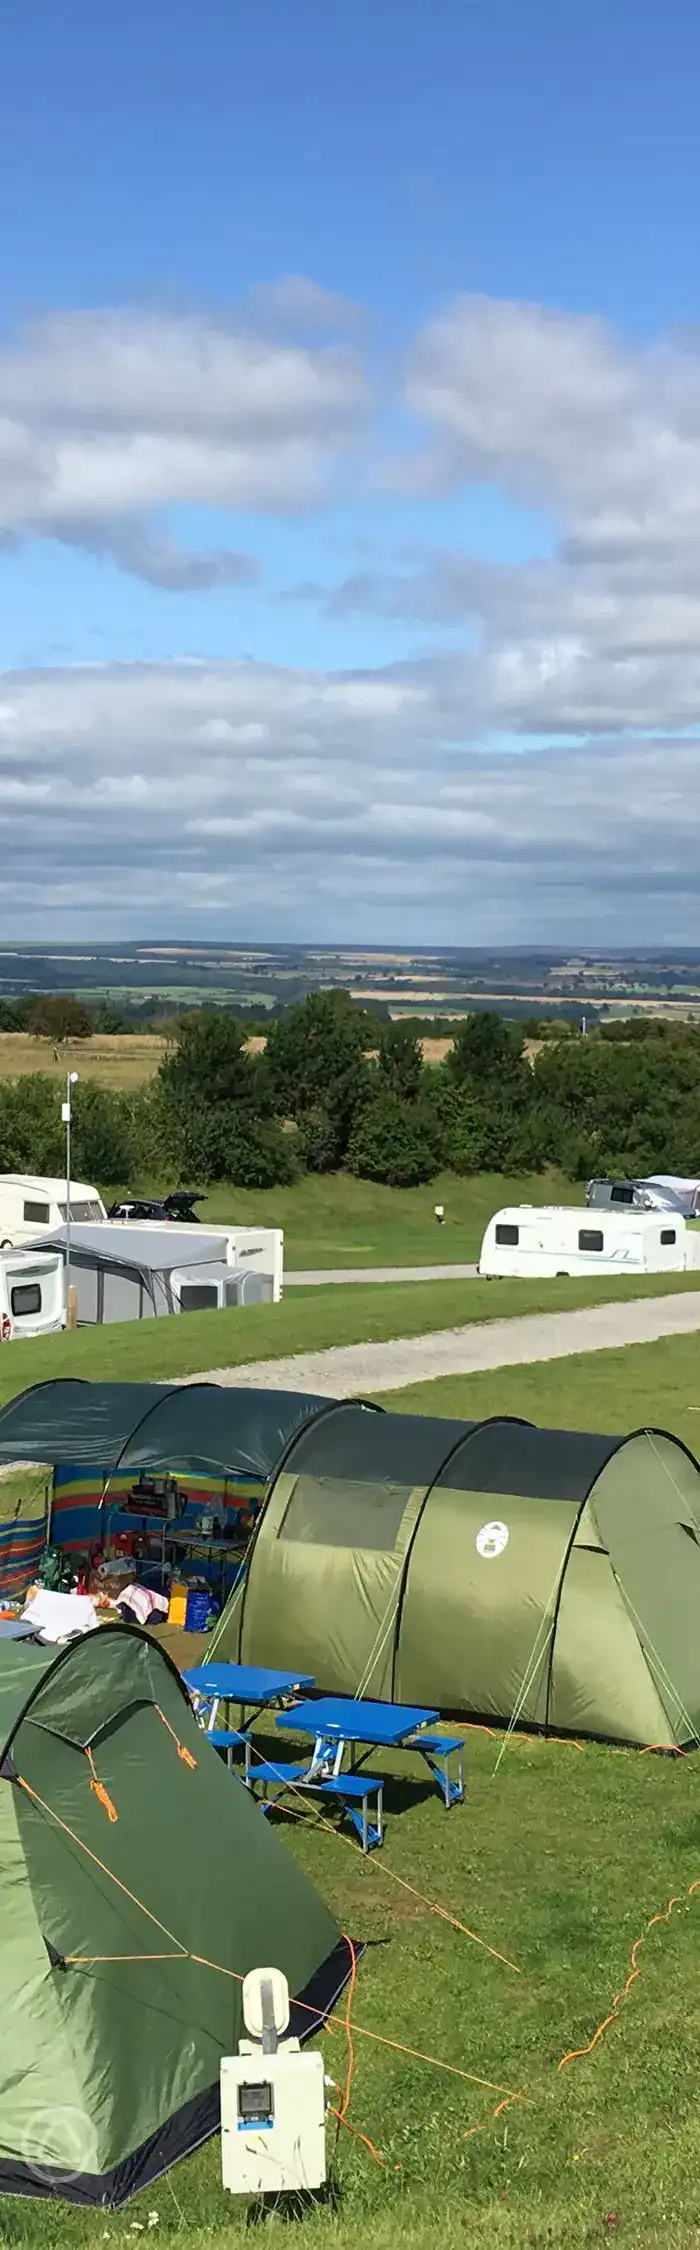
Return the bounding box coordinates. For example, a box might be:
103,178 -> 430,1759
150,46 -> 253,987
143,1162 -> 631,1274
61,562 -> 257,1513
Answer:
0,1379 -> 334,1482
0,1625 -> 348,2206
216,1406 -> 700,1748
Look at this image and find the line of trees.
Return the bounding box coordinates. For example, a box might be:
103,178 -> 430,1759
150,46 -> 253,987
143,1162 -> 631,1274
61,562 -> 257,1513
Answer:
3,993 -> 700,1189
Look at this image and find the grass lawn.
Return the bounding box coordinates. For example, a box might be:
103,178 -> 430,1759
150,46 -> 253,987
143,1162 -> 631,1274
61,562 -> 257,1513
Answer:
14,1721 -> 700,2250
103,1169 -> 585,1268
378,1323 -> 700,1450
2,1268 -> 700,1415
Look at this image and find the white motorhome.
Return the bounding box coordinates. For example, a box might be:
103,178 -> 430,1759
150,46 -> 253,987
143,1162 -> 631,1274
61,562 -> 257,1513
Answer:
478,1204 -> 700,1279
0,1248 -> 65,1338
105,1218 -> 284,1299
0,1174 -> 107,1249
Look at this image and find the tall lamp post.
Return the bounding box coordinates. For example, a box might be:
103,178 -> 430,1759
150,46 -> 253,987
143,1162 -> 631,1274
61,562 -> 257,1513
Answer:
62,1071 -> 79,1320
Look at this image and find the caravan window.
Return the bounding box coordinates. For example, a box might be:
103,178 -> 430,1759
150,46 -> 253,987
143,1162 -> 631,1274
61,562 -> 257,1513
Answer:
661,1228 -> 676,1245
579,1228 -> 604,1252
10,1282 -> 42,1316
58,1200 -> 100,1224
23,1200 -> 50,1225
495,1223 -> 519,1245
610,1185 -> 635,1205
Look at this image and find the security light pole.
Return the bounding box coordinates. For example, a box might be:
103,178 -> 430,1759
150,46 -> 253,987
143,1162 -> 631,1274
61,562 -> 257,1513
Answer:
62,1071 -> 79,1319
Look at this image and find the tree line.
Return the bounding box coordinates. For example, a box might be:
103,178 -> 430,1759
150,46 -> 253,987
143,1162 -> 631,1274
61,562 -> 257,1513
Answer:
2,994 -> 700,1190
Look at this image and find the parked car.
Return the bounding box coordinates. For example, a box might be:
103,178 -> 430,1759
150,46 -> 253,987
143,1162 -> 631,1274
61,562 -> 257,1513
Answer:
106,1191 -> 205,1223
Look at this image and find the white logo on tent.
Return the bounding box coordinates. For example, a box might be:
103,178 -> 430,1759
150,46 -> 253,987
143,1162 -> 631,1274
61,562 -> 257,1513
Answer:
476,1520 -> 509,1559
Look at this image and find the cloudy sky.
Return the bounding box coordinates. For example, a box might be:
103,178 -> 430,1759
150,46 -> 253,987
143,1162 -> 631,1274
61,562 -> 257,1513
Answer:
3,0 -> 700,943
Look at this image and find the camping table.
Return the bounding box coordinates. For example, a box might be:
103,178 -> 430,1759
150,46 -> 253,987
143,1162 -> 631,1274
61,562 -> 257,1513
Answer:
183,1661 -> 316,1732
277,1696 -> 465,1808
165,1527 -> 247,1610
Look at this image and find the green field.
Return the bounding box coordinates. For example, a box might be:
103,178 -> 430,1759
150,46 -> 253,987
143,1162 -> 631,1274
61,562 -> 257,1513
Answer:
3,1267 -> 700,1416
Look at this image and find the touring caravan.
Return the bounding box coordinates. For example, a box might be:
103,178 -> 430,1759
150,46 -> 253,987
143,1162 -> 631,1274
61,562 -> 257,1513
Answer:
478,1204 -> 700,1279
24,1223 -> 276,1326
106,1217 -> 283,1299
0,1175 -> 107,1249
0,1248 -> 65,1338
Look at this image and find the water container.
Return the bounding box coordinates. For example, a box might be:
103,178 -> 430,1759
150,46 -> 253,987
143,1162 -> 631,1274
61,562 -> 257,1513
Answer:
185,1587 -> 213,1633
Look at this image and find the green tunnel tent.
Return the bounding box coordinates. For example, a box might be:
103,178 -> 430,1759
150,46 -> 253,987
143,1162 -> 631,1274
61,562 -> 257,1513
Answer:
217,1405 -> 700,1749
0,1625 -> 349,2207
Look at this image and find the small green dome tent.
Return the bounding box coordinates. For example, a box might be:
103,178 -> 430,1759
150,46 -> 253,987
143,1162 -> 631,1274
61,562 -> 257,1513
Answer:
0,1625 -> 348,2207
223,1406 -> 700,1749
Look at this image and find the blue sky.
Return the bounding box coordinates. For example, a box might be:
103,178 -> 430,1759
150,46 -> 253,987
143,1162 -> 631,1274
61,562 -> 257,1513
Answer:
2,0 -> 700,939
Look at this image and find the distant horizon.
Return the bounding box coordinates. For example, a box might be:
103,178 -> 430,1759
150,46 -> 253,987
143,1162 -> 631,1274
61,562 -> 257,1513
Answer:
4,941 -> 700,962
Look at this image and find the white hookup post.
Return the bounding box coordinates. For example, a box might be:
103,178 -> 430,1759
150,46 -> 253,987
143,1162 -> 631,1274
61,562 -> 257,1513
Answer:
62,1072 -> 79,1323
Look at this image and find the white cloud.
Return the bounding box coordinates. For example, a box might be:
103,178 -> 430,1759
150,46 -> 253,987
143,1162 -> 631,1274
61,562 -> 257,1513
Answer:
0,296 -> 367,584
1,653 -> 699,941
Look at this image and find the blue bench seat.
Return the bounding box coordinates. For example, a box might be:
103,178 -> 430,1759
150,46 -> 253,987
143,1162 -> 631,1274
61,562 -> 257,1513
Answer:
405,1733 -> 465,1806
248,1757 -> 384,1853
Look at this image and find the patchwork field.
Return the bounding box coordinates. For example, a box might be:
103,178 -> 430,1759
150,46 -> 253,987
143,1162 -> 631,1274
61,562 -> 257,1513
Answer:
0,1030 -> 165,1087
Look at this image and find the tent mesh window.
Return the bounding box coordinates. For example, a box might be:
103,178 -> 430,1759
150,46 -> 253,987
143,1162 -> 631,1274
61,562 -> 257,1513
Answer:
279,1475 -> 413,1550
276,1404 -> 472,1550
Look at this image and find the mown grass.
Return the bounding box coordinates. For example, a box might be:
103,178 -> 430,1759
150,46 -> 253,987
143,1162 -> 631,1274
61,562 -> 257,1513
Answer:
8,1723 -> 700,2250
2,1267 -> 700,1415
380,1322 -> 700,1450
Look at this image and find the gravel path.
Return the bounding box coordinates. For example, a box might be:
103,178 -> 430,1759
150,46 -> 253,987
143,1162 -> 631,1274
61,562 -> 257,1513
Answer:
286,1262 -> 478,1286
191,1288 -> 700,1397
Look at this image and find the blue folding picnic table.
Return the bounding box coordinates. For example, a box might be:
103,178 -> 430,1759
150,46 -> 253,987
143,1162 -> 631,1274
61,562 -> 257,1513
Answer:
183,1661 -> 316,1731
277,1696 -> 465,1808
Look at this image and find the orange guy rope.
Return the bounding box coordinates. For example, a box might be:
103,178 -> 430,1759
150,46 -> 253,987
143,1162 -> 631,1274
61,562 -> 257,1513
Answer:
18,1774 -> 515,2098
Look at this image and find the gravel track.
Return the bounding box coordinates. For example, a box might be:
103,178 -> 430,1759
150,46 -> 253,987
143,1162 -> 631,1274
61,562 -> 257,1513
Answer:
191,1288 -> 700,1397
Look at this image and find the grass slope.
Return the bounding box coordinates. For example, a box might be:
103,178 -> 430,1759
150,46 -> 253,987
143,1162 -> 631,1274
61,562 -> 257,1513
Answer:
2,1269 -> 700,1413
153,1169 -> 584,1267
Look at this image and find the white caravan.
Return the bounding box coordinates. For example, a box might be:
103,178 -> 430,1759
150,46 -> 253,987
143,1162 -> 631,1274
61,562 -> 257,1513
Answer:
478,1204 -> 700,1279
0,1248 -> 65,1338
0,1174 -> 107,1249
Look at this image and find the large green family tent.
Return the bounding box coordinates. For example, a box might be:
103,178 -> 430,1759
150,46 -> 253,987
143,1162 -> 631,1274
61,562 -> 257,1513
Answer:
216,1406 -> 700,1749
0,1624 -> 348,2207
